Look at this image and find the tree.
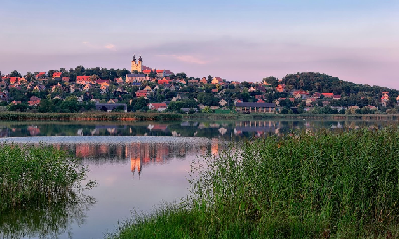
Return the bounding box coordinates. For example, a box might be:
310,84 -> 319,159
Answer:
176,72 -> 187,79
8,103 -> 28,112
262,77 -> 278,87
59,96 -> 80,113
10,70 -> 22,77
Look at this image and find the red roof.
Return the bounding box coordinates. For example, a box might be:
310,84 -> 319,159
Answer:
158,79 -> 170,85
156,70 -> 164,73
76,76 -> 91,81
9,77 -> 21,84
143,70 -> 152,74
148,103 -> 167,109
322,93 -> 334,97
96,80 -> 110,85
53,72 -> 62,78
36,72 -> 46,78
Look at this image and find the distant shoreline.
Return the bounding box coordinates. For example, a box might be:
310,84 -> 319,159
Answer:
1,112 -> 399,122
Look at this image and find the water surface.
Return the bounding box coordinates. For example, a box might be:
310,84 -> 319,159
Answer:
0,119 -> 396,239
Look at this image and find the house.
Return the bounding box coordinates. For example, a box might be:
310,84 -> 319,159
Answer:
135,90 -> 149,98
235,102 -> 276,113
188,79 -> 199,85
114,77 -> 124,84
9,77 -> 21,85
95,103 -> 127,112
76,76 -> 92,85
381,92 -> 389,107
211,77 -> 223,85
28,96 -> 41,107
33,85 -> 46,92
51,83 -> 63,92
126,74 -> 147,83
306,98 -> 316,106
11,100 -> 21,105
255,95 -> 264,100
52,72 -> 62,79
96,79 -> 110,86
35,72 -> 46,79
292,90 -> 309,99
313,92 -> 321,98
143,85 -> 152,91
83,84 -> 92,91
108,99 -> 119,103
321,93 -> 334,98
62,77 -> 70,82
276,84 -> 286,93
156,70 -> 173,78
158,77 -> 171,85
248,87 -> 256,92
333,95 -> 341,100
148,102 -> 167,112
200,77 -> 208,84
100,85 -> 109,92
211,89 -> 218,93
219,99 -> 227,107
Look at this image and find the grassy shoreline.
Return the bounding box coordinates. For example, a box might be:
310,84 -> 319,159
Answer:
0,112 -> 182,121
1,112 -> 399,122
108,127 -> 399,238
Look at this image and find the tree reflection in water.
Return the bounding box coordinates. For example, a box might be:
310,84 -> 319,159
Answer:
0,190 -> 96,239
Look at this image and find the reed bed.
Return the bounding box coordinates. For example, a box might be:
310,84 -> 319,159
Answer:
0,144 -> 91,212
108,126 -> 399,239
0,112 -> 182,121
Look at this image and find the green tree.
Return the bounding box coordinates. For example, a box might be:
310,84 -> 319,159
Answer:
262,76 -> 278,87
10,70 -> 22,77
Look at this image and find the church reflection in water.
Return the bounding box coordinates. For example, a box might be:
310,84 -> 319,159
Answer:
52,139 -> 222,176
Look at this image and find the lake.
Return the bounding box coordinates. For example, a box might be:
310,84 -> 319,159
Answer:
0,119 -> 395,239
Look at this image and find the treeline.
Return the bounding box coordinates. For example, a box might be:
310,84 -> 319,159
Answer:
279,72 -> 399,99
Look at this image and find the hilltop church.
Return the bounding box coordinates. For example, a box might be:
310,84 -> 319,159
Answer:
130,55 -> 173,77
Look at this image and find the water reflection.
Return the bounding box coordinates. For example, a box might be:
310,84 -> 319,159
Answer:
53,141 -> 220,176
0,120 -> 394,140
0,119 -> 397,239
0,192 -> 95,239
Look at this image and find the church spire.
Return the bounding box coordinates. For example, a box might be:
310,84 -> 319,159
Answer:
138,55 -> 142,62
132,55 -> 136,62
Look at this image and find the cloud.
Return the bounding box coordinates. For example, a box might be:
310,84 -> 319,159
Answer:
158,54 -> 207,64
82,42 -> 117,51
105,44 -> 116,50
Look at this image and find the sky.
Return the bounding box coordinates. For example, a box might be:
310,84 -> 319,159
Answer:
0,0 -> 398,88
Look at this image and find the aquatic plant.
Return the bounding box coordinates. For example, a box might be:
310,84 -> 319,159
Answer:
108,126 -> 399,238
0,144 -> 93,212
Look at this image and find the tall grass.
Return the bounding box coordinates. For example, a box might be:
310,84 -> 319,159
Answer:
108,126 -> 399,239
0,144 -> 93,212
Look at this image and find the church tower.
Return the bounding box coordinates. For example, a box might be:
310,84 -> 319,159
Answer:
131,55 -> 143,73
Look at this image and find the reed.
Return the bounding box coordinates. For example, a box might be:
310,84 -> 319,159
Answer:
0,144 -> 92,212
108,126 -> 399,238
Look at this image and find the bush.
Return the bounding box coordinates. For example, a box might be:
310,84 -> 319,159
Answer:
0,144 -> 92,211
